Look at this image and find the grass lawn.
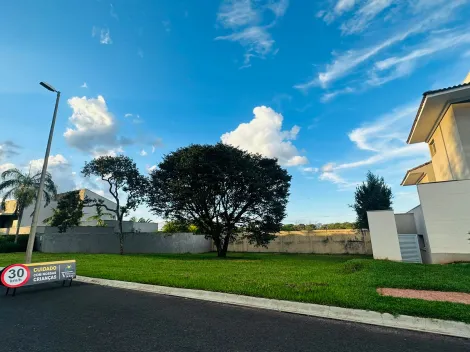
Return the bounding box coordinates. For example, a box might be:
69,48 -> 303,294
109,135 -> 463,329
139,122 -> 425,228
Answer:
1,252 -> 469,323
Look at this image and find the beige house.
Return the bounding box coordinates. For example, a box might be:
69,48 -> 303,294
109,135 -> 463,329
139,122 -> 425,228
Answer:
402,72 -> 470,186
368,74 -> 470,264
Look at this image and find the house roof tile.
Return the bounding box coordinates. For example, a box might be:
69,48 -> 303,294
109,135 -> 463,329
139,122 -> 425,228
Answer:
407,82 -> 470,144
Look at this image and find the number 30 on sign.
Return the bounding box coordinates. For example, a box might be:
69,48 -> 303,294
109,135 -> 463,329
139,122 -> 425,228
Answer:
1,264 -> 31,288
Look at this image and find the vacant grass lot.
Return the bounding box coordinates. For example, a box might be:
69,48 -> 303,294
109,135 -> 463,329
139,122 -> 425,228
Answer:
1,252 -> 469,323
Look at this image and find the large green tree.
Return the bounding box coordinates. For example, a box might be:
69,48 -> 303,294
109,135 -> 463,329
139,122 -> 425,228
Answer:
82,155 -> 148,254
0,168 -> 57,242
351,171 -> 393,229
44,190 -> 84,232
147,143 -> 291,257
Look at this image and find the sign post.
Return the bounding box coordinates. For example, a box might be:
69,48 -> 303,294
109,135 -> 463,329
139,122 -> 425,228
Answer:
1,260 -> 76,296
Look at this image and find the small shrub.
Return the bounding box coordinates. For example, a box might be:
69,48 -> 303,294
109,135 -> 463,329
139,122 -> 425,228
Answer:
342,259 -> 366,274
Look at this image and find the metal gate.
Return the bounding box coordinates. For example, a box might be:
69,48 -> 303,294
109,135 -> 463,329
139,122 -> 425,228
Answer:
398,234 -> 422,263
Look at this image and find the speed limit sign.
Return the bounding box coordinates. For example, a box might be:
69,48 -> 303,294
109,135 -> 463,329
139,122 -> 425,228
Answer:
1,264 -> 31,288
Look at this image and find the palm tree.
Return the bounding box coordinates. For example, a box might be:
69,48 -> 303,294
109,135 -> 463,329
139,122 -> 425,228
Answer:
87,205 -> 114,227
0,168 -> 57,243
129,216 -> 138,222
138,217 -> 152,223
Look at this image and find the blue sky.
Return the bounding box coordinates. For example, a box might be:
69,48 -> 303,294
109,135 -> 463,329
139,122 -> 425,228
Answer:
1,0 -> 470,223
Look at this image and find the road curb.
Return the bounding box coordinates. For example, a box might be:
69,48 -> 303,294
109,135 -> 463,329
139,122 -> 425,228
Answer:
76,276 -> 470,339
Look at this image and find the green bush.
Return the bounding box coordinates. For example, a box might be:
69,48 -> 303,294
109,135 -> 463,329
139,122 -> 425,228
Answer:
0,235 -> 28,253
162,220 -> 199,233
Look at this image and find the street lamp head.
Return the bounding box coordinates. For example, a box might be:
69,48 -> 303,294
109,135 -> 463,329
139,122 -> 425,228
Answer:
40,81 -> 57,93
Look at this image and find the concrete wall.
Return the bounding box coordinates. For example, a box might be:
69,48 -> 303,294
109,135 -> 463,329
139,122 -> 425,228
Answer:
1,221 -> 158,236
407,206 -> 427,235
394,213 -> 417,234
367,210 -> 402,261
407,205 -> 432,264
38,227 -> 211,254
430,107 -> 470,181
223,231 -> 372,255
133,222 -> 159,232
277,229 -> 358,236
418,179 -> 470,263
79,220 -> 158,232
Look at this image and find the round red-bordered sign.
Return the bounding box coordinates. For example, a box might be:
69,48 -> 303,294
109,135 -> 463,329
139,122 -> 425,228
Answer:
1,264 -> 31,288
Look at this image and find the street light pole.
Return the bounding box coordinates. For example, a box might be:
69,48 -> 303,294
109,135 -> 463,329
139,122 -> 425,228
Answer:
25,82 -> 60,264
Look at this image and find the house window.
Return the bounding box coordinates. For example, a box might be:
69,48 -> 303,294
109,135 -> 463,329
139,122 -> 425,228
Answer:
429,139 -> 436,156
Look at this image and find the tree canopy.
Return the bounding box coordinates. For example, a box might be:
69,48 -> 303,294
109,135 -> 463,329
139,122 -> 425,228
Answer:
82,155 -> 148,254
161,220 -> 199,233
44,190 -> 84,232
148,143 -> 291,257
351,171 -> 393,229
129,217 -> 152,223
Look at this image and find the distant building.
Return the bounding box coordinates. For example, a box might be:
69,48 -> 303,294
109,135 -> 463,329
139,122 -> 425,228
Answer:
0,189 -> 116,232
368,73 -> 470,264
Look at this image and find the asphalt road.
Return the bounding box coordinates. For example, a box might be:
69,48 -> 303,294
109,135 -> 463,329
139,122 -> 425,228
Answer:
0,282 -> 468,352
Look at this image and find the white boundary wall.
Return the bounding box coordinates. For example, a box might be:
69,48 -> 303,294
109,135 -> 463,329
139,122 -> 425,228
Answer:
418,180 -> 470,263
367,210 -> 402,261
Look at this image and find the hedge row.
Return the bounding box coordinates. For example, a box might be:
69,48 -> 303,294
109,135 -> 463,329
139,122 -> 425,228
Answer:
0,235 -> 29,253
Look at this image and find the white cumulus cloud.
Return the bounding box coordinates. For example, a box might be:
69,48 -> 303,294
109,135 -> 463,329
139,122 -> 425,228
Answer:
221,106 -> 308,166
64,95 -> 130,156
28,154 -> 77,192
146,164 -> 157,173
29,154 -> 69,172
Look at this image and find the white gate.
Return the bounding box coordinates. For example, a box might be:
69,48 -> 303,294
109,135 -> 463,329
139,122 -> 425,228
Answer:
398,234 -> 422,263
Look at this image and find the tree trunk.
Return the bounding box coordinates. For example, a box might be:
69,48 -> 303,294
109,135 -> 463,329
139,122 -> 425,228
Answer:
216,235 -> 231,258
217,245 -> 227,258
118,217 -> 124,255
14,210 -> 24,244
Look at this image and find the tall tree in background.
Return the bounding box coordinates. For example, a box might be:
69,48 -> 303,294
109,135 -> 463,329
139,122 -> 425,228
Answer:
351,171 -> 393,229
148,143 -> 291,257
82,155 -> 148,254
44,190 -> 84,232
0,168 -> 57,242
